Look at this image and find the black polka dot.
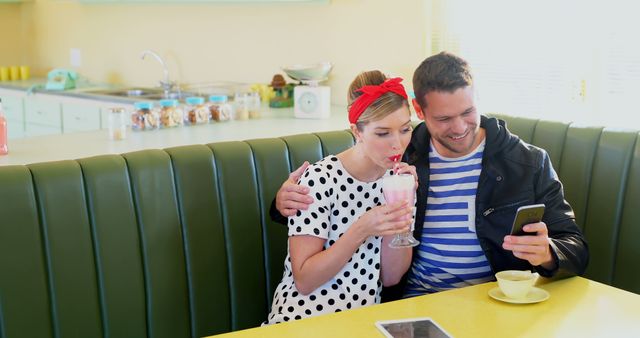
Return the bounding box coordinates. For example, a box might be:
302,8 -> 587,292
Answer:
350,209 -> 355,216
331,224 -> 338,231
360,252 -> 365,259
313,228 -> 320,235
354,262 -> 359,269
289,218 -> 294,225
375,263 -> 380,269
315,192 -> 322,200
296,210 -> 302,217
344,271 -> 350,277
296,226 -> 301,232
327,164 -> 334,169
331,284 -> 338,290
304,218 -> 311,224
361,284 -> 367,291
308,180 -> 315,187
368,273 -> 374,280
283,292 -> 288,297
357,185 -> 363,192
347,177 -> 354,184
333,178 -> 338,184
341,217 -> 348,224
331,157 -> 338,161
320,177 -> 326,184
337,169 -> 343,176
328,298 -> 335,305
361,299 -> 367,306
288,306 -> 294,312
372,183 -> 377,189
305,309 -> 312,315
341,201 -> 348,208
339,293 -> 346,300
368,258 -> 373,265
374,247 -> 380,254
333,210 -> 339,216
335,309 -> 342,313
367,243 -> 374,250
292,291 -> 298,297
321,222 -> 328,229
328,239 -> 335,246
284,316 -> 290,321
295,315 -> 302,320
346,303 -> 352,309
340,185 -> 347,191
353,294 -> 359,301
337,278 -> 343,285
357,201 -> 363,208
349,193 -> 355,200
316,304 -> 323,311
352,278 -> 358,284
321,289 -> 328,296
360,268 -> 366,275
314,167 -> 321,172
298,299 -> 305,306
373,197 -> 379,204
310,295 -> 316,301
369,289 -> 376,296
364,192 -> 370,199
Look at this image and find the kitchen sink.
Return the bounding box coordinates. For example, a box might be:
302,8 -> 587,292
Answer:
82,87 -> 197,101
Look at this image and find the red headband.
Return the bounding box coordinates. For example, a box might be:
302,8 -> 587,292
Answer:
348,77 -> 408,124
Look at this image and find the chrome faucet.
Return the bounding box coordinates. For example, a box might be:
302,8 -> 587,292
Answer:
141,50 -> 176,99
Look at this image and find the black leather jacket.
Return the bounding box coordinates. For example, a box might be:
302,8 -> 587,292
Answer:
382,116 -> 589,301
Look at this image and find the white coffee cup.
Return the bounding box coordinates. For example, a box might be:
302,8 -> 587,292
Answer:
495,270 -> 538,299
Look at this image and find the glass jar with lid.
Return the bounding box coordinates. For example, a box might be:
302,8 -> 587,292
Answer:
184,96 -> 210,125
158,99 -> 184,128
248,91 -> 261,119
108,107 -> 127,140
131,101 -> 159,131
208,95 -> 232,122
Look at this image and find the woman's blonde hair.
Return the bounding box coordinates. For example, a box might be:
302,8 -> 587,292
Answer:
347,70 -> 409,131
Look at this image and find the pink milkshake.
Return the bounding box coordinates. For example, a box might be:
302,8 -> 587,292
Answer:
382,173 -> 419,248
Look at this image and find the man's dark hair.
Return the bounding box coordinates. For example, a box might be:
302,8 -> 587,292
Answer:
412,51 -> 473,108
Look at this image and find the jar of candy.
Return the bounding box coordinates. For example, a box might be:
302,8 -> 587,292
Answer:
184,96 -> 210,125
208,95 -> 232,122
131,101 -> 159,131
108,107 -> 127,140
234,92 -> 249,120
248,91 -> 261,119
158,99 -> 184,128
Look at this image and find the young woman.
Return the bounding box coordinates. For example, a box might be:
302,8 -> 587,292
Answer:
265,71 -> 416,324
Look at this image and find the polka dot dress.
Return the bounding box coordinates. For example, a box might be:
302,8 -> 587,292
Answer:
265,155 -> 389,325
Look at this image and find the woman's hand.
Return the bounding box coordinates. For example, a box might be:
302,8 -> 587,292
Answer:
353,201 -> 413,240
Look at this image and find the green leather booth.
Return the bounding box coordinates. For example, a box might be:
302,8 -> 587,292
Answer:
1,116 -> 639,338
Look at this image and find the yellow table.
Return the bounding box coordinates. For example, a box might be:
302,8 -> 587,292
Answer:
208,277 -> 640,338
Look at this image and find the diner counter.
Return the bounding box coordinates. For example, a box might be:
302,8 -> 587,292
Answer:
0,105 -> 351,166
209,277 -> 640,338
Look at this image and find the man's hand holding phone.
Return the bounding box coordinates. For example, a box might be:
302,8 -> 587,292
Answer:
502,204 -> 557,270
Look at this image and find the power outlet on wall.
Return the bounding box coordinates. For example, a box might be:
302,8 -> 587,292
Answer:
70,48 -> 82,67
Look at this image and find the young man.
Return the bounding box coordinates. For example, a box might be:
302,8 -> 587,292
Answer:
271,52 -> 588,301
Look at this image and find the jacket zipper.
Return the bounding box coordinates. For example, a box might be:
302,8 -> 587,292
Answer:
482,199 -> 530,217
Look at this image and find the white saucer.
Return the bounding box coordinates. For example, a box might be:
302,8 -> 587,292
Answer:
488,286 -> 550,304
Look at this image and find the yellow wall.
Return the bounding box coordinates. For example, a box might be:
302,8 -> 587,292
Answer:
3,0 -> 427,105
0,3 -> 33,66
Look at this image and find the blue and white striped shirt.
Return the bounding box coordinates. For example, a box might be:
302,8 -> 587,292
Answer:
404,140 -> 494,297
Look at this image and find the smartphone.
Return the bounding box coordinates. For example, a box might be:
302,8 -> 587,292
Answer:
510,204 -> 545,235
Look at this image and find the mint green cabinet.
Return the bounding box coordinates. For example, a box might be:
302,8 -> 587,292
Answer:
62,101 -> 102,133
24,96 -> 63,137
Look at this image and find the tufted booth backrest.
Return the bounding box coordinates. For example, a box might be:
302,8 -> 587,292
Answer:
491,114 -> 640,292
0,130 -> 354,338
1,117 -> 639,338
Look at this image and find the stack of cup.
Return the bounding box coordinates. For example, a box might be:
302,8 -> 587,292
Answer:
0,65 -> 30,81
